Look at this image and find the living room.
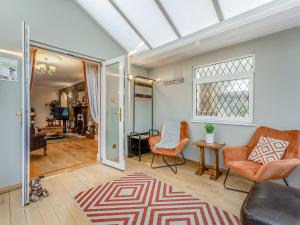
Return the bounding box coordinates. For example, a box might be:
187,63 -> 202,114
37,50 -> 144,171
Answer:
30,48 -> 99,178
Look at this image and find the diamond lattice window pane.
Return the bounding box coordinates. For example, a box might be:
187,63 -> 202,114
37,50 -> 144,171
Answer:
196,79 -> 250,118
194,55 -> 254,79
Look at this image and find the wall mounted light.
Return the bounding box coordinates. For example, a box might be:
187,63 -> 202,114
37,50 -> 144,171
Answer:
127,74 -> 133,80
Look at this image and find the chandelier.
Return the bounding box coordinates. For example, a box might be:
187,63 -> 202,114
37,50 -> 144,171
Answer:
36,63 -> 56,75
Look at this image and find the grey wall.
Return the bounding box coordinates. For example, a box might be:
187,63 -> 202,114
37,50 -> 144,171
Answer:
148,27 -> 300,187
0,0 -> 124,189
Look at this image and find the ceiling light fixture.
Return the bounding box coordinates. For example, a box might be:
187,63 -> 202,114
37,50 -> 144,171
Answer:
35,57 -> 57,76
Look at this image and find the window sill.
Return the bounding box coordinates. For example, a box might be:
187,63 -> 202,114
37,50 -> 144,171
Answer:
190,119 -> 255,127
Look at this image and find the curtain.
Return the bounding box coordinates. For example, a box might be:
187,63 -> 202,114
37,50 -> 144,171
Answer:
30,49 -> 37,92
83,61 -> 100,124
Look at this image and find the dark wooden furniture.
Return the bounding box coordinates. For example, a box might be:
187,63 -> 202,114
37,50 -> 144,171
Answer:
193,140 -> 225,180
73,105 -> 88,135
37,125 -> 64,140
30,124 -> 47,155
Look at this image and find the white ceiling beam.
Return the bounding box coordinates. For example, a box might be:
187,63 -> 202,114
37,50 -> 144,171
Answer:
109,0 -> 152,49
154,0 -> 182,38
212,0 -> 224,21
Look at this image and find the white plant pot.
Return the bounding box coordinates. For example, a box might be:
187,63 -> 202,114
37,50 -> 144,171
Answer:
205,133 -> 214,144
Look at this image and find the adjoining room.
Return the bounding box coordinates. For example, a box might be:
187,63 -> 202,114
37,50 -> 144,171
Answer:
30,48 -> 100,178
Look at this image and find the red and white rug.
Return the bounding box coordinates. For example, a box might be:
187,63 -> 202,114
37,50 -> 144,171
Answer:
75,173 -> 240,225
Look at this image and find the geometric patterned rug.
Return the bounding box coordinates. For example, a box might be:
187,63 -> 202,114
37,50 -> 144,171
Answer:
75,173 -> 240,225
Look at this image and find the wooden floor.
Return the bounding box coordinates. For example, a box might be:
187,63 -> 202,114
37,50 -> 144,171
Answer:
0,155 -> 252,225
30,138 -> 98,178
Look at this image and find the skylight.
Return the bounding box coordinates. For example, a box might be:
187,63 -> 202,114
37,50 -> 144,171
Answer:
218,0 -> 275,19
159,0 -> 220,36
76,0 -> 275,54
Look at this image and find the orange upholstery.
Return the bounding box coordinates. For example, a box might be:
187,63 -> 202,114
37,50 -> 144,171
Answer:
148,121 -> 189,156
223,126 -> 300,182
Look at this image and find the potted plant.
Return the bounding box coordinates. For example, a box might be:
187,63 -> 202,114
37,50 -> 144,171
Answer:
204,123 -> 215,144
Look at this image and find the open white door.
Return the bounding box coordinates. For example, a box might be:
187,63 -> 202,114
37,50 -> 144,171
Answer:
21,21 -> 30,206
101,56 -> 125,170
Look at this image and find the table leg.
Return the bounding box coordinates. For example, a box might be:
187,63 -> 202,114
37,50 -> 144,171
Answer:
210,149 -> 222,180
196,147 -> 208,176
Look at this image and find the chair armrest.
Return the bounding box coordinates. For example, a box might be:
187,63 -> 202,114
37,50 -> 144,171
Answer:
223,146 -> 249,163
255,159 -> 300,181
175,138 -> 189,154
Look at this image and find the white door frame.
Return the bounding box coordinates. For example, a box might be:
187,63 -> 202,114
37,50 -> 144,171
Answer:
21,21 -> 31,206
101,56 -> 126,171
22,36 -> 104,205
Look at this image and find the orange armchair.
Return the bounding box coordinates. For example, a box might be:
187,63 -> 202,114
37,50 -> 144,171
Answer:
223,126 -> 300,192
149,121 -> 189,173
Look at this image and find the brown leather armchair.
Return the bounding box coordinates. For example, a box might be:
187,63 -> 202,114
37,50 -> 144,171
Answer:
223,126 -> 300,192
148,121 -> 189,173
30,124 -> 47,155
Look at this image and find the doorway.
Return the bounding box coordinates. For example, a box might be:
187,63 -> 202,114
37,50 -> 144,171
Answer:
21,24 -> 127,205
29,47 -> 100,178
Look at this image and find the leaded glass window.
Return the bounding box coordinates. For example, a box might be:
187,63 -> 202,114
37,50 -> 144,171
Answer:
193,55 -> 254,124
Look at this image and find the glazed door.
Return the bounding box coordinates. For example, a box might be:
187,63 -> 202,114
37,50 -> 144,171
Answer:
101,56 -> 125,170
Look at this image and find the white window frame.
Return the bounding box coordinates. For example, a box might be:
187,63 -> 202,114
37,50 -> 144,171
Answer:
192,55 -> 255,125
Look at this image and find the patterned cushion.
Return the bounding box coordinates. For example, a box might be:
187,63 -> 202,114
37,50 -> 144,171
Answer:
248,136 -> 289,164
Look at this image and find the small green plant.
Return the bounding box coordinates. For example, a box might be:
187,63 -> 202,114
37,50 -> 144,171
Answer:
204,123 -> 215,134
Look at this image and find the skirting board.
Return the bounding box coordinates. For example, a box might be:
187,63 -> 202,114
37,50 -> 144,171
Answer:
0,183 -> 21,194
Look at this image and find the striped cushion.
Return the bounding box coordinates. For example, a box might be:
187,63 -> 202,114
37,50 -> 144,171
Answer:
248,136 -> 289,164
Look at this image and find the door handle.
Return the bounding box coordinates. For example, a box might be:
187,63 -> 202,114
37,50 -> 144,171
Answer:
16,111 -> 22,126
114,108 -> 122,122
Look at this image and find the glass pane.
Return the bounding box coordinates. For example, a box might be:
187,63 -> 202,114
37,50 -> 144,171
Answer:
114,0 -> 177,47
160,0 -> 219,36
76,0 -> 148,53
219,0 -> 274,19
105,62 -> 120,163
196,79 -> 250,118
194,55 -> 254,79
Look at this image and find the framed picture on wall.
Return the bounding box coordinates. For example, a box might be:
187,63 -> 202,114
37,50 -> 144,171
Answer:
0,56 -> 18,82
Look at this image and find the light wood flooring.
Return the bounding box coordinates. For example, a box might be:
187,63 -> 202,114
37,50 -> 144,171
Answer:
30,138 -> 98,178
0,155 -> 252,225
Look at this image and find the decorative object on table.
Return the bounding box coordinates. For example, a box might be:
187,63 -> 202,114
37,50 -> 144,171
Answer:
149,121 -> 189,174
29,175 -> 49,202
75,173 -> 239,225
204,123 -> 215,144
193,140 -> 225,180
241,182 -> 300,225
223,126 -> 300,193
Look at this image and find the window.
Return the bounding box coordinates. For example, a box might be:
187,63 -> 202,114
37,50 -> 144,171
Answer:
192,55 -> 254,124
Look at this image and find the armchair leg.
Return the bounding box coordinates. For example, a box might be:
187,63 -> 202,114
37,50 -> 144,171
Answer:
150,153 -> 186,174
283,178 -> 289,187
223,169 -> 252,193
43,147 -> 47,156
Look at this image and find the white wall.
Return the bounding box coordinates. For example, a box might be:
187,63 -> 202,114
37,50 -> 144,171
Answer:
0,0 -> 124,189
148,27 -> 300,187
31,86 -> 59,127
